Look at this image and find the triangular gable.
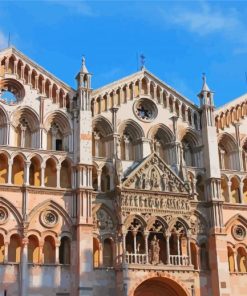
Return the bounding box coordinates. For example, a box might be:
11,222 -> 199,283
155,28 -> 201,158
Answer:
0,46 -> 75,94
122,152 -> 190,194
92,68 -> 199,112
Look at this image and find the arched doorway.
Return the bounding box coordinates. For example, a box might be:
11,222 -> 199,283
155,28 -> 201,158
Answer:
134,277 -> 188,296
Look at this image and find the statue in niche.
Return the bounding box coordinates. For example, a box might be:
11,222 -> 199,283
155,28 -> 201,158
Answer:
149,168 -> 160,190
150,235 -> 160,265
161,173 -> 169,191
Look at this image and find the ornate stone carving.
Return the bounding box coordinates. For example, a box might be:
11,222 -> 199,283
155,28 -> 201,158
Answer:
40,210 -> 58,228
190,214 -> 207,235
123,153 -> 190,194
119,192 -> 190,214
232,225 -> 246,241
149,235 -> 160,265
0,207 -> 8,224
94,209 -> 114,233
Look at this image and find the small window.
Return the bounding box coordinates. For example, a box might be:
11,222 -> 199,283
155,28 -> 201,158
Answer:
56,139 -> 63,151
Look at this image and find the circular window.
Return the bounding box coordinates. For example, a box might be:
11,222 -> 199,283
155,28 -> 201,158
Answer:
134,98 -> 158,122
232,225 -> 246,241
40,210 -> 59,228
0,78 -> 25,105
0,207 -> 8,224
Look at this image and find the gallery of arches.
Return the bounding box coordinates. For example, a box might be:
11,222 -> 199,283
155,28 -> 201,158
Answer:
0,46 -> 246,296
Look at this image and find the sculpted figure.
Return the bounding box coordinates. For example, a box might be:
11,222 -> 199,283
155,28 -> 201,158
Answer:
150,235 -> 160,265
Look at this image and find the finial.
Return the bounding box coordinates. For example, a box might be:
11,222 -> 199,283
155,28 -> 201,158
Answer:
140,53 -> 146,70
201,72 -> 210,92
82,55 -> 86,65
80,54 -> 88,73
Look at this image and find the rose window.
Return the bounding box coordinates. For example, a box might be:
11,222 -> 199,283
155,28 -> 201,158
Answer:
134,98 -> 158,122
0,207 -> 8,224
0,78 -> 25,105
40,210 -> 58,228
232,225 -> 246,241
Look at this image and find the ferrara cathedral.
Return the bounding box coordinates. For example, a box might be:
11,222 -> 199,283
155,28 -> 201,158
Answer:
0,46 -> 246,296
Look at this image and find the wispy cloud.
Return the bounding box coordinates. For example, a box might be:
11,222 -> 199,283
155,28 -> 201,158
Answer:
52,0 -> 97,17
160,1 -> 247,53
0,31 -> 8,49
165,3 -> 239,36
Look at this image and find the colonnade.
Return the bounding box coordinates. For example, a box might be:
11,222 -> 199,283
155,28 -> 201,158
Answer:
221,175 -> 247,204
228,246 -> 247,273
0,153 -> 72,188
0,233 -> 70,265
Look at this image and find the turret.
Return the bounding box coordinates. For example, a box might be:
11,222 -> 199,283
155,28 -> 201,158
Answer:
197,74 -> 215,127
76,56 -> 92,111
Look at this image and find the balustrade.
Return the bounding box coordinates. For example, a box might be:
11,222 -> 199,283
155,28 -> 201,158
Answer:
169,255 -> 189,266
124,253 -> 190,267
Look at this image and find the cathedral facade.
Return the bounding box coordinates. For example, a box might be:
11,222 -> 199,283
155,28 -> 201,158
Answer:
0,46 -> 246,296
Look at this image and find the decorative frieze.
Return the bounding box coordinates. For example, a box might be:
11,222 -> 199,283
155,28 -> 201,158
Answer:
118,192 -> 190,214
123,154 -> 190,194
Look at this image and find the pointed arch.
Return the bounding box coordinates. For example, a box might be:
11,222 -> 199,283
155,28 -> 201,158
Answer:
27,199 -> 73,228
225,214 -> 247,230
0,196 -> 22,225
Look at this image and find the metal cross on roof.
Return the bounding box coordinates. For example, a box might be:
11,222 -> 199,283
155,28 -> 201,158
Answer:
140,53 -> 146,70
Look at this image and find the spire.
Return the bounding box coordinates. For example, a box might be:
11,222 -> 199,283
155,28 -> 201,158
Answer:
201,73 -> 210,92
80,55 -> 88,73
75,54 -> 91,90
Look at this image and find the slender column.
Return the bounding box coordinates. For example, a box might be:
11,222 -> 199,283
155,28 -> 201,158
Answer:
42,80 -> 46,95
51,126 -> 58,150
24,161 -> 31,186
56,165 -> 61,188
233,250 -> 238,272
99,243 -> 103,267
14,60 -> 18,75
41,165 -> 45,187
187,235 -> 191,265
166,234 -> 170,265
4,242 -> 9,263
28,70 -> 32,85
56,89 -> 60,104
227,181 -> 232,203
55,243 -> 60,264
49,84 -> 52,99
8,160 -> 12,184
35,75 -> 39,90
39,242 -> 44,264
93,132 -> 100,157
20,125 -> 27,148
97,169 -> 102,191
5,57 -> 9,73
185,107 -> 189,122
123,232 -> 126,264
20,237 -> 28,296
155,140 -> 161,156
133,231 -> 137,263
144,231 -> 149,263
21,65 -> 24,80
177,235 -> 180,256
123,135 -> 130,160
239,180 -> 244,203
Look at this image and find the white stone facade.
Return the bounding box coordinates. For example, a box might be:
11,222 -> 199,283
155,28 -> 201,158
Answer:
0,47 -> 246,296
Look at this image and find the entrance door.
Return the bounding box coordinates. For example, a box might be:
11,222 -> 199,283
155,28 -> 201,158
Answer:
134,277 -> 188,296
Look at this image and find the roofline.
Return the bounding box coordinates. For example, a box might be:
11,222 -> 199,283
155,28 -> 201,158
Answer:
0,46 -> 76,93
92,68 -> 200,111
215,92 -> 247,114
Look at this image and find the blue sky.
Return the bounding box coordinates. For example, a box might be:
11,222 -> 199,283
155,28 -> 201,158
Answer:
0,0 -> 247,107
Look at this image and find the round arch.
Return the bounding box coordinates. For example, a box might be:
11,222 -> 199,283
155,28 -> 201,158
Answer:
131,275 -> 190,296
